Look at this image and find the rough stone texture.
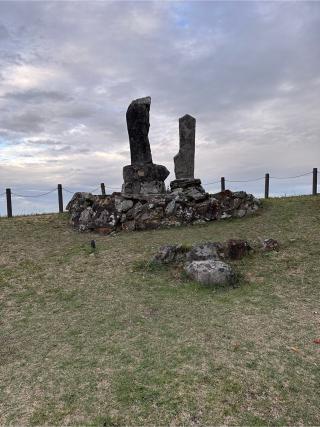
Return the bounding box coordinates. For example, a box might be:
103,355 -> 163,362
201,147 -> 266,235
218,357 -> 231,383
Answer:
261,238 -> 279,252
170,178 -> 206,202
174,114 -> 196,179
223,239 -> 252,260
152,240 -> 252,265
184,260 -> 236,286
67,189 -> 261,233
186,242 -> 224,261
150,239 -> 257,287
126,96 -> 152,165
123,96 -> 170,195
170,178 -> 202,190
115,198 -> 133,213
152,244 -> 189,264
122,163 -> 169,195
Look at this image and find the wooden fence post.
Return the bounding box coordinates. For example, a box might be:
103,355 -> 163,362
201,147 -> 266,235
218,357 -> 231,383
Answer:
265,173 -> 270,199
101,183 -> 106,196
221,177 -> 225,192
312,168 -> 317,196
6,188 -> 12,218
57,184 -> 63,213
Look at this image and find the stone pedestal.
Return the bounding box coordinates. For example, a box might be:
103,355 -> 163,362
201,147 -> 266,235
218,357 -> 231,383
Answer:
170,178 -> 202,190
122,163 -> 169,195
170,178 -> 207,201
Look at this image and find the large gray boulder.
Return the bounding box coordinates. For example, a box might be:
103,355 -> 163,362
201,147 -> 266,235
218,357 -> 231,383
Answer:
185,260 -> 236,286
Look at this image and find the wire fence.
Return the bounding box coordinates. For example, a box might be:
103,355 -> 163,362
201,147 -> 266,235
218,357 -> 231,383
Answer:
0,168 -> 318,218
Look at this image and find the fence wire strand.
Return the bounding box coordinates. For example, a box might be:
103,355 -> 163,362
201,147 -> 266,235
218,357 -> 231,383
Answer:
203,180 -> 221,185
270,171 -> 312,180
226,176 -> 265,183
11,189 -> 57,198
64,186 -> 121,194
1,169 -> 318,217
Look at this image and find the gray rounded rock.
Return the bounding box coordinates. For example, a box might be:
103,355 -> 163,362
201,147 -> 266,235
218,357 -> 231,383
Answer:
186,242 -> 223,261
184,260 -> 236,286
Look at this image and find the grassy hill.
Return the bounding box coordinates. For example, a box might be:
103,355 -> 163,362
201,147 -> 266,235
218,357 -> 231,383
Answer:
1,196 -> 320,426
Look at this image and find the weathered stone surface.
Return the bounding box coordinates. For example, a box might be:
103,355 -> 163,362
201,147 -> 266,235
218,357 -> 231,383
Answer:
152,239 -> 252,265
126,96 -> 152,165
67,190 -> 261,233
186,242 -> 223,261
122,163 -> 169,195
261,238 -> 279,252
152,244 -> 189,264
170,178 -> 207,202
170,178 -> 202,190
115,197 -> 133,213
223,239 -> 252,260
185,260 -> 236,286
123,163 -> 169,182
174,114 -> 196,179
123,96 -> 169,195
164,200 -> 175,216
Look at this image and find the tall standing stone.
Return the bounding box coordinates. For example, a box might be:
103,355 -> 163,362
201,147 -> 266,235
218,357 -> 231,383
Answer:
174,114 -> 196,179
126,96 -> 152,165
122,96 -> 169,195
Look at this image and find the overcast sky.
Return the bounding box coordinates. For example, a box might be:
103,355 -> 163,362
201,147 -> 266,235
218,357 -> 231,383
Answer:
0,0 -> 320,214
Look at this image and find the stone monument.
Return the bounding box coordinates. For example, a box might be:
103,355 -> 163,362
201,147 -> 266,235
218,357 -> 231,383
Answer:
122,96 -> 169,195
170,114 -> 205,197
174,114 -> 195,179
66,98 -> 261,233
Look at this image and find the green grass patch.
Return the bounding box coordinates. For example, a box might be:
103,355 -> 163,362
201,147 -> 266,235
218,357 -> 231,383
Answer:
0,197 -> 320,425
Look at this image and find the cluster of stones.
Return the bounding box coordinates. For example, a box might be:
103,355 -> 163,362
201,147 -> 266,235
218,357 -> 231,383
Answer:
67,188 -> 261,233
67,96 -> 261,233
152,238 -> 279,287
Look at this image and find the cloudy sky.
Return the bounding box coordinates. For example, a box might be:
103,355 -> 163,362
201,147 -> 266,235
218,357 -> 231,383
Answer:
0,0 -> 320,214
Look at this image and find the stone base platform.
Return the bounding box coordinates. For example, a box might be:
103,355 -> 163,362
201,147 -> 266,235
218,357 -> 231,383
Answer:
170,178 -> 202,190
170,178 -> 206,202
66,188 -> 261,233
122,163 -> 169,195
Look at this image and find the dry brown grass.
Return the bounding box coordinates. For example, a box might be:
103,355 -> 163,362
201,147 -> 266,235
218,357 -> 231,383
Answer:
0,196 -> 320,425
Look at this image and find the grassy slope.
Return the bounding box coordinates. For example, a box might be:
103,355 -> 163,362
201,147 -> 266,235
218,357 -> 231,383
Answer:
0,196 -> 320,426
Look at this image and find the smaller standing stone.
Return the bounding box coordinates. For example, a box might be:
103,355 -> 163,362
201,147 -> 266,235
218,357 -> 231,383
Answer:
174,114 -> 196,179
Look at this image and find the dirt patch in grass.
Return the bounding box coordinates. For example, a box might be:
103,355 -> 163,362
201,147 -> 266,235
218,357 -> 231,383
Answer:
0,197 -> 320,425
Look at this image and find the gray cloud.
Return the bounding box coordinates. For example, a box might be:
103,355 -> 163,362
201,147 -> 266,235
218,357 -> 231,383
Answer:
0,23 -> 9,40
0,111 -> 46,133
0,1 -> 319,214
1,89 -> 73,103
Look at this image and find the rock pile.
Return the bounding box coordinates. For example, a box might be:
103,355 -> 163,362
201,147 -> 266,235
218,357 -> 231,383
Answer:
66,189 -> 261,233
151,238 -> 278,287
152,240 -> 252,287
